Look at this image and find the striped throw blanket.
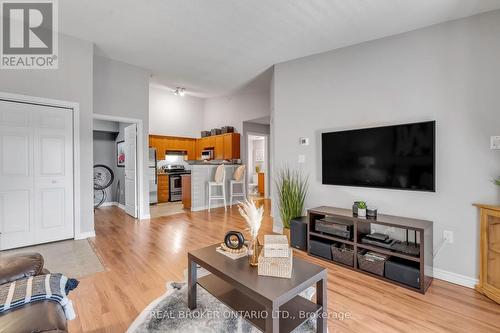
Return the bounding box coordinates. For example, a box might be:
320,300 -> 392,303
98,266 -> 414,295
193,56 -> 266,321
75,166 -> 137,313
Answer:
0,273 -> 79,320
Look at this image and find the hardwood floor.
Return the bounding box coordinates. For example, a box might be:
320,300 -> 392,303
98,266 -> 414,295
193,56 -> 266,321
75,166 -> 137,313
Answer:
69,201 -> 500,333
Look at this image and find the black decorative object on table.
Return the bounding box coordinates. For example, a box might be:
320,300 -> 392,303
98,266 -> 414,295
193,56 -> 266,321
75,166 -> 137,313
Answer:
224,231 -> 245,250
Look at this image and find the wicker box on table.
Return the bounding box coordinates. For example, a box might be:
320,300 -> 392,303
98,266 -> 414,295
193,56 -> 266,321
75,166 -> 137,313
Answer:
263,235 -> 289,258
258,248 -> 293,278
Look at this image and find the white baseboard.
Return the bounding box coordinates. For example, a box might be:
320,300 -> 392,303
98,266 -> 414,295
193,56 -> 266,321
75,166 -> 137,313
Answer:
100,201 -> 118,207
431,268 -> 478,289
74,231 -> 96,240
140,214 -> 151,220
117,203 -> 126,210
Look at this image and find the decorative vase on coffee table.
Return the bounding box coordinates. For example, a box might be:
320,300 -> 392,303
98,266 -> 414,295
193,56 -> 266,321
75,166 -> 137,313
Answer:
248,237 -> 261,267
238,199 -> 264,267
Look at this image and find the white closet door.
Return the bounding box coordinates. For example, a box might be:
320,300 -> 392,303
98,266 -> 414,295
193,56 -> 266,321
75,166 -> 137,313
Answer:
124,124 -> 137,218
0,100 -> 73,250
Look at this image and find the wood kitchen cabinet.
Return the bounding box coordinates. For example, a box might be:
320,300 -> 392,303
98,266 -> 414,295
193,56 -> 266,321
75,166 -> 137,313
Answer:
158,175 -> 169,203
181,174 -> 191,209
150,133 -> 240,161
223,133 -> 240,160
214,135 -> 224,159
149,135 -> 196,160
474,204 -> 500,304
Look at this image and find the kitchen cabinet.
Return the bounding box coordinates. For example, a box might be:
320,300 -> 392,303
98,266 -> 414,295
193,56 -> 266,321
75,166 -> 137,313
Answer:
223,133 -> 240,160
150,132 -> 240,161
214,136 -> 224,159
181,174 -> 191,209
149,135 -> 196,160
158,175 -> 169,203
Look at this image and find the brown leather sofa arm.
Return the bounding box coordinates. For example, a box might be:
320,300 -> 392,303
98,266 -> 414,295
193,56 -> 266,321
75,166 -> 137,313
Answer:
0,253 -> 45,285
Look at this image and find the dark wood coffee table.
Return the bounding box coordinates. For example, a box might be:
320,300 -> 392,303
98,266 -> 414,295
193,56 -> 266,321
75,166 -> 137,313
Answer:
188,244 -> 327,333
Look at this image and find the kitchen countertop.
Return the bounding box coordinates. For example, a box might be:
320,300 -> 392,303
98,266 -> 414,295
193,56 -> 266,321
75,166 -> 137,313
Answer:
186,159 -> 241,165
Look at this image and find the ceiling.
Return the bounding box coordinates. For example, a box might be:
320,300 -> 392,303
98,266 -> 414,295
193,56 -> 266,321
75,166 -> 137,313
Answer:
60,1 -> 500,97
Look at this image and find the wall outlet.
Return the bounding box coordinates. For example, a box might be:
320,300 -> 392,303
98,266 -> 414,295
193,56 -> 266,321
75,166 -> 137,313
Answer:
298,155 -> 306,163
443,230 -> 454,244
491,136 -> 500,149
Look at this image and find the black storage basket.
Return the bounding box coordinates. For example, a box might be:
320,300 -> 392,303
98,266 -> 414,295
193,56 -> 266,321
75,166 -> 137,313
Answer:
331,243 -> 354,267
357,250 -> 388,276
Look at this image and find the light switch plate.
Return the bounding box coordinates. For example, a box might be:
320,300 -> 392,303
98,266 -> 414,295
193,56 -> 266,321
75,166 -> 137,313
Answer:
491,136 -> 500,149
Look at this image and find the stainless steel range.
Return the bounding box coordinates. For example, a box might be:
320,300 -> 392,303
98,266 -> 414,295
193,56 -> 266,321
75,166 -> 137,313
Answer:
162,164 -> 190,202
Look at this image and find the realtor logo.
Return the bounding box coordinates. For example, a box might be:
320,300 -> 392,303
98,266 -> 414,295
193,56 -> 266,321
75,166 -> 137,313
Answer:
1,0 -> 58,69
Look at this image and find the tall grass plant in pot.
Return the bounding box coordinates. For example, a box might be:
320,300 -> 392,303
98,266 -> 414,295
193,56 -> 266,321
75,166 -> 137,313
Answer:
275,167 -> 308,242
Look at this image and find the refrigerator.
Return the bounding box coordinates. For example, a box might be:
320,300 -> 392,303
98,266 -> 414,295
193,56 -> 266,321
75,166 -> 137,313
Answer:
149,148 -> 158,204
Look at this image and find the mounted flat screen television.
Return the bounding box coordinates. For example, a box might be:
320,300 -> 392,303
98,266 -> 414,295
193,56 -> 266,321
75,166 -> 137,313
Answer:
322,121 -> 435,191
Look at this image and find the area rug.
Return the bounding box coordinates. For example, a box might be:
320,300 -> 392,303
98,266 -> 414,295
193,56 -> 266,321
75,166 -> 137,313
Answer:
0,239 -> 106,278
127,268 -> 318,333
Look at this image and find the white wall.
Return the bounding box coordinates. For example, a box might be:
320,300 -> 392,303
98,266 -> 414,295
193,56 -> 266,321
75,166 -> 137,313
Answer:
93,119 -> 119,132
0,33 -> 95,235
272,10 -> 500,280
93,56 -> 151,218
203,91 -> 270,134
149,85 -> 205,137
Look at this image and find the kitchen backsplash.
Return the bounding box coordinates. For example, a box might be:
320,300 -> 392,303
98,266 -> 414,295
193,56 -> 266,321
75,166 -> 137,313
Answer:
157,155 -> 191,170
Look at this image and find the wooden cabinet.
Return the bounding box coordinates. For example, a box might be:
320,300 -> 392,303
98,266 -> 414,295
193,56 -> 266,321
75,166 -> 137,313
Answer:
150,133 -> 240,161
258,172 -> 265,196
214,135 -> 224,159
149,135 -> 196,160
158,175 -> 169,203
475,204 -> 500,304
222,133 -> 240,160
181,174 -> 191,209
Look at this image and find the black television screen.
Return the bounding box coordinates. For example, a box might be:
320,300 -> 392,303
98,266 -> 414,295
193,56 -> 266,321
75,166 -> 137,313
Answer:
322,121 -> 435,191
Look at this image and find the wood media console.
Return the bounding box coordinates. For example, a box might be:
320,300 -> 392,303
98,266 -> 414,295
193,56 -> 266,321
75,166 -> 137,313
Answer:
307,206 -> 433,293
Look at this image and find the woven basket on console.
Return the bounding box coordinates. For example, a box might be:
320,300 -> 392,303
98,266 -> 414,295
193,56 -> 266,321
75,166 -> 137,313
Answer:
357,250 -> 387,276
331,243 -> 354,266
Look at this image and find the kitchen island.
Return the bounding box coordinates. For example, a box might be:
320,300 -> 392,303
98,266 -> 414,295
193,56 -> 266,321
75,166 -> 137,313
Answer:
188,163 -> 241,211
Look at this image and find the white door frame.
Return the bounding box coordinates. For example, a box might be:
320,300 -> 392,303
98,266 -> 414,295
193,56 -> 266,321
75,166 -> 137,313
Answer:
0,91 -> 82,239
92,113 -> 147,219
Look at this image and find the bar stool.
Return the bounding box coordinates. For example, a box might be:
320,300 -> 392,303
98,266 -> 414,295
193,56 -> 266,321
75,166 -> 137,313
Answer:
230,165 -> 246,206
208,164 -> 226,212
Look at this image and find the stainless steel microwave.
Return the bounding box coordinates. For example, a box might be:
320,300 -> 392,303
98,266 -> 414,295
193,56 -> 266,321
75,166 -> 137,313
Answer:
201,149 -> 213,160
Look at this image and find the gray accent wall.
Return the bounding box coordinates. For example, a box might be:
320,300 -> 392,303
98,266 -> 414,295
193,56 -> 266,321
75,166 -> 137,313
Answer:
272,10 -> 500,280
93,56 -> 151,218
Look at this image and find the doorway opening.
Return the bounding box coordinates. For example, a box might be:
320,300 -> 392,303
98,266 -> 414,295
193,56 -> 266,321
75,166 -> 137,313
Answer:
92,114 -> 144,219
247,134 -> 267,200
